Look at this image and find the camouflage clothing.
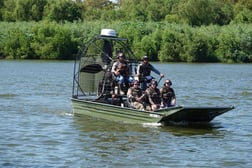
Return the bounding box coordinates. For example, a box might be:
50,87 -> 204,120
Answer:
146,87 -> 161,105
127,86 -> 145,110
160,86 -> 176,107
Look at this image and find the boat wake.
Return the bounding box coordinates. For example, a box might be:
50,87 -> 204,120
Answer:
142,123 -> 162,127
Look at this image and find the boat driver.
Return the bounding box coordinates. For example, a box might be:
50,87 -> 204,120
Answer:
136,56 -> 164,91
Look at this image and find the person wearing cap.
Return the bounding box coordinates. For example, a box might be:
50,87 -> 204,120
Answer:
160,79 -> 176,108
127,80 -> 146,110
145,80 -> 161,111
111,52 -> 133,94
136,56 -> 164,91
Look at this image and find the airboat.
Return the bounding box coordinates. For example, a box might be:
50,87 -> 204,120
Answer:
71,29 -> 234,125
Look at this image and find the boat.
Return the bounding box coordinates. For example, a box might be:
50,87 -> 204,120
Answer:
71,29 -> 234,125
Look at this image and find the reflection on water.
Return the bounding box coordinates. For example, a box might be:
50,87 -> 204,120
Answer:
0,93 -> 17,97
161,123 -> 224,136
73,115 -> 224,137
72,115 -> 236,167
74,115 -> 150,133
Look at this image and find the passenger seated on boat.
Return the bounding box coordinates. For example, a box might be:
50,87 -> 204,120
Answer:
136,56 -> 164,91
111,65 -> 125,96
127,80 -> 146,110
160,79 -> 176,108
111,52 -> 134,94
145,80 -> 161,111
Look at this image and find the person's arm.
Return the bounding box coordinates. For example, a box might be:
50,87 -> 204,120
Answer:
146,90 -> 155,105
171,88 -> 176,105
126,62 -> 132,75
150,64 -> 164,77
159,87 -> 164,102
139,91 -> 145,100
136,64 -> 142,76
149,64 -> 160,75
127,88 -> 132,98
172,89 -> 176,98
136,90 -> 145,102
111,62 -> 117,73
114,68 -> 120,76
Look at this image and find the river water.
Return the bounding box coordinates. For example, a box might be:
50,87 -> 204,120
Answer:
0,60 -> 251,167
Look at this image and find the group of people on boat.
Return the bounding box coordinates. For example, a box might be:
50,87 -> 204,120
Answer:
110,52 -> 176,111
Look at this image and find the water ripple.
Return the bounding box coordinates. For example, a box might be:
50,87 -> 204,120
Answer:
1,61 -> 252,167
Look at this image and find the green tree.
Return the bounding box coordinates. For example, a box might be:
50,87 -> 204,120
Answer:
216,25 -> 252,63
117,0 -> 180,22
1,0 -> 16,21
233,0 -> 252,17
118,0 -> 147,21
83,0 -> 115,21
31,22 -> 78,59
146,0 -> 180,21
185,31 -> 218,62
0,0 -> 4,20
177,0 -> 233,26
232,8 -> 252,24
140,28 -> 162,60
3,28 -> 34,59
159,28 -> 184,62
47,0 -> 82,22
30,0 -> 48,21
1,0 -> 47,21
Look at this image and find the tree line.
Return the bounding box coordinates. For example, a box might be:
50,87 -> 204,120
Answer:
0,0 -> 251,62
1,0 -> 252,25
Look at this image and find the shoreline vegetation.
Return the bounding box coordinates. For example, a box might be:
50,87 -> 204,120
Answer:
0,0 -> 251,63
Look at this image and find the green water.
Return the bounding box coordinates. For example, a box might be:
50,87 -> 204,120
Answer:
0,60 -> 251,167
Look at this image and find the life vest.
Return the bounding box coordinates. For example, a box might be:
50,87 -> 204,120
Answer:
161,87 -> 174,102
129,87 -> 142,100
139,63 -> 152,77
116,62 -> 130,76
132,87 -> 142,97
147,88 -> 161,104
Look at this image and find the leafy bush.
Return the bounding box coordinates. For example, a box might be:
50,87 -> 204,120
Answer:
3,28 -> 34,59
0,21 -> 252,62
216,24 -> 252,63
159,27 -> 184,62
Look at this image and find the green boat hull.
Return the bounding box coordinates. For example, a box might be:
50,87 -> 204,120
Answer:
71,98 -> 183,125
159,106 -> 235,125
71,98 -> 234,125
